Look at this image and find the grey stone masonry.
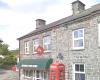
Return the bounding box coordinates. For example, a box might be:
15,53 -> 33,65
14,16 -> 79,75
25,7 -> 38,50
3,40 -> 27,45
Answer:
18,1 -> 100,80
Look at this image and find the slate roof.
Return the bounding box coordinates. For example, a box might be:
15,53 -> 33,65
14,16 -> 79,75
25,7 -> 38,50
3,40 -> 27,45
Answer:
18,3 -> 100,40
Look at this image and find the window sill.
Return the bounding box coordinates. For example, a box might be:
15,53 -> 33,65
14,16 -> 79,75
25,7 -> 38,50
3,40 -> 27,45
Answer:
24,76 -> 31,79
44,50 -> 51,53
72,47 -> 85,51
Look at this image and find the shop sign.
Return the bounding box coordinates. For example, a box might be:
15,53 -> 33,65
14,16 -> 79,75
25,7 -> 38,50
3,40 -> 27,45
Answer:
22,65 -> 37,67
35,45 -> 44,55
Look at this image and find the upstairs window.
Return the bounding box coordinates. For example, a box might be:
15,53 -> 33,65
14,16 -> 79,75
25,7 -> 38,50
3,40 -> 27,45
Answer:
43,36 -> 51,52
73,29 -> 84,49
33,39 -> 39,53
74,64 -> 85,80
24,41 -> 29,54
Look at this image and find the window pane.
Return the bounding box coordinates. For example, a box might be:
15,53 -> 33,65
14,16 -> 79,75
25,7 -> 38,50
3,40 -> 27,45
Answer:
75,73 -> 85,80
78,29 -> 83,37
74,39 -> 83,48
33,39 -> 39,45
75,73 -> 80,80
80,65 -> 84,72
43,36 -> 51,44
43,36 -> 51,51
75,64 -> 79,71
80,74 -> 85,80
74,40 -> 79,47
36,71 -> 40,78
48,44 -> 51,50
33,39 -> 39,52
79,39 -> 83,47
29,70 -> 33,77
26,70 -> 28,76
25,41 -> 29,54
74,31 -> 78,38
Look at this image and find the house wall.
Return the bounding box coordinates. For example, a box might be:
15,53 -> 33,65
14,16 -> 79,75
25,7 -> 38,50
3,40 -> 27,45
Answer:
19,14 -> 100,80
51,14 -> 100,80
19,31 -> 52,59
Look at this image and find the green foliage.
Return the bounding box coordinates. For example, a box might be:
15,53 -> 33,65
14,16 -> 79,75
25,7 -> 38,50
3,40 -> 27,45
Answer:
3,54 -> 17,65
0,40 -> 19,69
0,58 -> 3,66
0,42 -> 9,55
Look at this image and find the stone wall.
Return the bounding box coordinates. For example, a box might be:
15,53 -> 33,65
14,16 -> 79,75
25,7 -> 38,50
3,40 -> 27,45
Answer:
19,14 -> 100,80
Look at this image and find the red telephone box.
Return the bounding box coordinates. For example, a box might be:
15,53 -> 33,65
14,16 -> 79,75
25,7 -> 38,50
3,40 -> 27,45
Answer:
49,62 -> 65,80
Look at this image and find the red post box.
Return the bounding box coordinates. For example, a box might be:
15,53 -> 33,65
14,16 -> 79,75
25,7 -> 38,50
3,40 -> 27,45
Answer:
49,62 -> 65,80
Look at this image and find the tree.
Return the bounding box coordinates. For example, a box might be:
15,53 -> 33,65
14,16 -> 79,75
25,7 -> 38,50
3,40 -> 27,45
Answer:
3,54 -> 17,65
0,41 -> 9,56
0,40 -> 18,69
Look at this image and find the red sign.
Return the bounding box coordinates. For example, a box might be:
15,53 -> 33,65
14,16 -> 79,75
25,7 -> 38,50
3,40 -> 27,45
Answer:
35,46 -> 44,55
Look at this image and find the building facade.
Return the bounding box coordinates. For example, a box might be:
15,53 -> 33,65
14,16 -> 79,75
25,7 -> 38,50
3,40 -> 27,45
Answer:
17,0 -> 100,80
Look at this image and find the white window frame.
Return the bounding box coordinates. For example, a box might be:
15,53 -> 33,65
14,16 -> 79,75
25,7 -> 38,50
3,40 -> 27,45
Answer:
23,70 -> 48,80
43,36 -> 51,52
33,39 -> 39,54
73,64 -> 85,80
24,41 -> 29,54
73,28 -> 84,50
98,23 -> 100,47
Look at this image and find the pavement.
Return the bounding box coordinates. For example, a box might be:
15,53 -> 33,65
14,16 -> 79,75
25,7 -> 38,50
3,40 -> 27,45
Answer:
0,69 -> 19,80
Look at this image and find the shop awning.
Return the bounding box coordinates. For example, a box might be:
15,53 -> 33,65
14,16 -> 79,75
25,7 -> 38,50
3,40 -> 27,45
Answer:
17,58 -> 53,70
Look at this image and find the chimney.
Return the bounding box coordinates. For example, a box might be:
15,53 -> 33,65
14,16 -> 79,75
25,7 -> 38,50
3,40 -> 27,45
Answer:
72,0 -> 85,15
36,19 -> 46,29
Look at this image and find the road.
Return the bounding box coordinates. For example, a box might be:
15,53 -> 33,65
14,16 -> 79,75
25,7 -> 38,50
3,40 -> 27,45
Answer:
0,69 -> 19,80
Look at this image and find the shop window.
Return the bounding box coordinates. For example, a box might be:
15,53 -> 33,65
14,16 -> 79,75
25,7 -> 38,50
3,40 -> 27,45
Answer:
29,70 -> 33,77
23,69 -> 33,78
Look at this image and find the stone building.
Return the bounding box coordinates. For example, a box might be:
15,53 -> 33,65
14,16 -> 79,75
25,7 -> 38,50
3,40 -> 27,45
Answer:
17,0 -> 100,80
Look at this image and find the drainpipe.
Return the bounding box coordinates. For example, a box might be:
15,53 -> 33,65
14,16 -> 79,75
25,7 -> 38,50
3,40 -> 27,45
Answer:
19,40 -> 20,80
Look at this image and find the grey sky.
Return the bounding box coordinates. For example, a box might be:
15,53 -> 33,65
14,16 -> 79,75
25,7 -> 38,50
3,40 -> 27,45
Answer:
0,0 -> 99,50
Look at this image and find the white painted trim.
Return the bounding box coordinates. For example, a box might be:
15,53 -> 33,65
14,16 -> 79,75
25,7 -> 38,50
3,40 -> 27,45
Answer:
44,50 -> 51,53
33,39 -> 39,53
73,63 -> 85,80
43,36 -> 51,51
72,28 -> 84,50
24,41 -> 29,54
